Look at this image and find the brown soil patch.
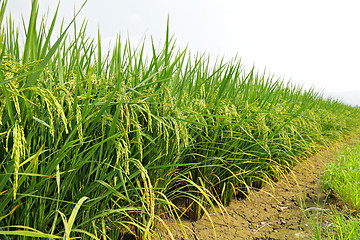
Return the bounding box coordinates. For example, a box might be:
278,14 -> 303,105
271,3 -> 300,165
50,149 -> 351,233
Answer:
161,142 -> 349,240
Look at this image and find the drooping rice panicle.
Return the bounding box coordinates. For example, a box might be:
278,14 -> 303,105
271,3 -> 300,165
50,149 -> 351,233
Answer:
1,1 -> 360,239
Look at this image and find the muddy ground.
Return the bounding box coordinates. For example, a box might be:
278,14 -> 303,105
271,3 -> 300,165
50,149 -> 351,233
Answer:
160,142 -> 349,240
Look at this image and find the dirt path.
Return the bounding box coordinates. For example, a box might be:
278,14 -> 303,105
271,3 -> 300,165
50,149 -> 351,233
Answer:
168,144 -> 345,240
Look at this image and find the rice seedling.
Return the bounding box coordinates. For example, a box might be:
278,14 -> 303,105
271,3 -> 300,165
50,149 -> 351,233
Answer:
1,0 -> 360,239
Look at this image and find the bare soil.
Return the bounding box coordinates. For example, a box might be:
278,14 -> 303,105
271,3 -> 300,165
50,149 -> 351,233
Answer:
161,142 -> 348,240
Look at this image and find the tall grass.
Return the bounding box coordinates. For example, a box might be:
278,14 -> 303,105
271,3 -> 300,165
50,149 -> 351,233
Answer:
1,0 -> 360,239
300,139 -> 360,240
323,140 -> 360,211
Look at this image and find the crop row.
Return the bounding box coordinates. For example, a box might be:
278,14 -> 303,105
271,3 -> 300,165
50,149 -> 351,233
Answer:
1,1 -> 360,239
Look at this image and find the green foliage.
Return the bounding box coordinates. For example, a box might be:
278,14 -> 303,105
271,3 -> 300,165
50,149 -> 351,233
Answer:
1,0 -> 360,239
323,141 -> 360,211
325,205 -> 360,240
301,140 -> 360,240
300,198 -> 360,240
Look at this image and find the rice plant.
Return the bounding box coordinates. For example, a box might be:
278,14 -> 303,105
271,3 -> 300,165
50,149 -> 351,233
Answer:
1,0 -> 360,239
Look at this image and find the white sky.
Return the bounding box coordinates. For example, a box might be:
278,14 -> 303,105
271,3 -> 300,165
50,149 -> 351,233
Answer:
5,0 -> 360,94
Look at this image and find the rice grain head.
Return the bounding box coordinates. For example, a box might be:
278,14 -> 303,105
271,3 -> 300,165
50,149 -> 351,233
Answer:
11,121 -> 26,200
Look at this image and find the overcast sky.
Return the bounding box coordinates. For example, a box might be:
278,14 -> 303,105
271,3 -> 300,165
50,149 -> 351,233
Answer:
5,0 -> 360,95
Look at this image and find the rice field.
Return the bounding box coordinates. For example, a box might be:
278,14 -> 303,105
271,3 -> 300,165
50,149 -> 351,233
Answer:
1,1 -> 360,239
